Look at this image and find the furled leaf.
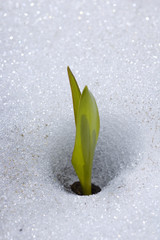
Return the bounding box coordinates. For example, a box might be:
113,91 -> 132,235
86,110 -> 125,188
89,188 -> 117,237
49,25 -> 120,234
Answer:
67,66 -> 81,125
71,86 -> 100,195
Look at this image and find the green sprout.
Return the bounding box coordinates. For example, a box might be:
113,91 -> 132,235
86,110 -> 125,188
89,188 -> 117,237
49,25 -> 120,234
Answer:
67,67 -> 100,195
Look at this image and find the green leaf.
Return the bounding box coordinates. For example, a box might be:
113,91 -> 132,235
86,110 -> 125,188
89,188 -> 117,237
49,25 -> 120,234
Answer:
67,67 -> 81,125
71,86 -> 100,195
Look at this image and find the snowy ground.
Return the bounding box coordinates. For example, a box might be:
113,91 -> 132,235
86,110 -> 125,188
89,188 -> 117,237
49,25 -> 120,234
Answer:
0,0 -> 160,239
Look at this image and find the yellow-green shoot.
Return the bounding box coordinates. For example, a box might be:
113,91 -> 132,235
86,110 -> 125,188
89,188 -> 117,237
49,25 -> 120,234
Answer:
67,67 -> 100,195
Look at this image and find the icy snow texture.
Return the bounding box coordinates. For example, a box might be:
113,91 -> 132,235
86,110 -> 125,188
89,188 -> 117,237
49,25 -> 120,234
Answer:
0,0 -> 160,239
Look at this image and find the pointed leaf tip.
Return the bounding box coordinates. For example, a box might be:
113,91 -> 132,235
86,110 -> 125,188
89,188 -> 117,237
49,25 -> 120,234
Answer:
67,67 -> 81,125
67,66 -> 70,73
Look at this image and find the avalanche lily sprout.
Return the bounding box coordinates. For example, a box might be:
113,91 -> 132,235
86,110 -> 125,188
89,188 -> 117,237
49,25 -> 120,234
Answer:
67,67 -> 100,195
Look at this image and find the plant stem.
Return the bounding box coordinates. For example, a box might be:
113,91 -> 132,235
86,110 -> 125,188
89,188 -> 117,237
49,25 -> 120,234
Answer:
82,184 -> 91,195
81,172 -> 92,195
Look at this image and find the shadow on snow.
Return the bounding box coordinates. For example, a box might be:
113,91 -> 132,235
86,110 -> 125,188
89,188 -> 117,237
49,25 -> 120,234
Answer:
51,114 -> 142,194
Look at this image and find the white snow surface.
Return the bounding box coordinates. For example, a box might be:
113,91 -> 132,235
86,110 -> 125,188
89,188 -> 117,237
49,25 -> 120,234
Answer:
0,0 -> 160,239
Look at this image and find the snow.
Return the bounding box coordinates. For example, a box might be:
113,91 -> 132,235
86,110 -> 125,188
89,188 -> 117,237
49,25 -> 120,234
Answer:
0,0 -> 160,239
